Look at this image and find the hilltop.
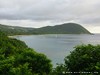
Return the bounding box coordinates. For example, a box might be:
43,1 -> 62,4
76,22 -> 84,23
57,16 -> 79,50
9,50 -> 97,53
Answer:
34,23 -> 91,34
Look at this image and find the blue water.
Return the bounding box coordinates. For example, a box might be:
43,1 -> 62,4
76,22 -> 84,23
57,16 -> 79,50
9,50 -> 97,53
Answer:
14,34 -> 100,67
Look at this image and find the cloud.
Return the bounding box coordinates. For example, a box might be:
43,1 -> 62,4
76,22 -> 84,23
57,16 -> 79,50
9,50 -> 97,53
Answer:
0,0 -> 100,33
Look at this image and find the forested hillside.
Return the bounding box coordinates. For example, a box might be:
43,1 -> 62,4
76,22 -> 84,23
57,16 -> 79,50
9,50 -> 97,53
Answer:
0,24 -> 36,35
34,23 -> 91,34
0,23 -> 91,35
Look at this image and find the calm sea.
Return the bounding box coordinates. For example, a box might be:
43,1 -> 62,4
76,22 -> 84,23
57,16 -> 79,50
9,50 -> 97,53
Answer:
14,34 -> 100,67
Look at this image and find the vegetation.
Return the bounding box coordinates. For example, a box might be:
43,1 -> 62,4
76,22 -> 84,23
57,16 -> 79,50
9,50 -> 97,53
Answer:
35,23 -> 91,34
0,24 -> 37,35
51,64 -> 66,75
0,23 -> 91,35
52,44 -> 100,75
0,32 -> 52,75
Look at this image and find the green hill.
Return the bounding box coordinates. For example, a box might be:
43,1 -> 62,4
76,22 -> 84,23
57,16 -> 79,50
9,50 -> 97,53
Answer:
0,24 -> 36,35
34,23 -> 91,34
0,23 -> 91,35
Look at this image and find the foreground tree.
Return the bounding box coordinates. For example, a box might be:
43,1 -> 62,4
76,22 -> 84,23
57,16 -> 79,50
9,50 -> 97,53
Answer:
0,34 -> 52,75
64,44 -> 100,75
50,64 -> 66,75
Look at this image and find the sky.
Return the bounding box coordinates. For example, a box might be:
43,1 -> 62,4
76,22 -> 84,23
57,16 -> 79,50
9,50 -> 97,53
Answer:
0,0 -> 100,33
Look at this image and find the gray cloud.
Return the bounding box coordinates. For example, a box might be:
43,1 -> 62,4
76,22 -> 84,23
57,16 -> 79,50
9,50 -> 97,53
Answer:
0,0 -> 100,33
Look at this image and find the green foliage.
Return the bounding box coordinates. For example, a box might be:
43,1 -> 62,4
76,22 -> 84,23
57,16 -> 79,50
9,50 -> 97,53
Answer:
9,63 -> 32,75
0,30 -> 6,36
51,44 -> 100,75
14,49 -> 52,75
0,33 -> 52,75
0,24 -> 37,35
64,44 -> 100,75
51,64 -> 66,75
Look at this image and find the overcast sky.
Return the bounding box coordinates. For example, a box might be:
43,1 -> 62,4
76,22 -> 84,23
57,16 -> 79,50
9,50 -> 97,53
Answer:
0,0 -> 100,33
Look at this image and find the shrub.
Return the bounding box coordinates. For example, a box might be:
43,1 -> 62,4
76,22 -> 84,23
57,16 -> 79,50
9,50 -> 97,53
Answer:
0,35 -> 52,75
64,44 -> 100,75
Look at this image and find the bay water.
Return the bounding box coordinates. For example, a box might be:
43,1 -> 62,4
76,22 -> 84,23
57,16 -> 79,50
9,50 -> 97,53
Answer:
14,34 -> 100,67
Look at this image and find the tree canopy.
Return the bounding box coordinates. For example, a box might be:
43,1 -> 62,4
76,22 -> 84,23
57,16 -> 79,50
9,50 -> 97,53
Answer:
64,44 -> 100,75
52,44 -> 100,75
0,32 -> 52,75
